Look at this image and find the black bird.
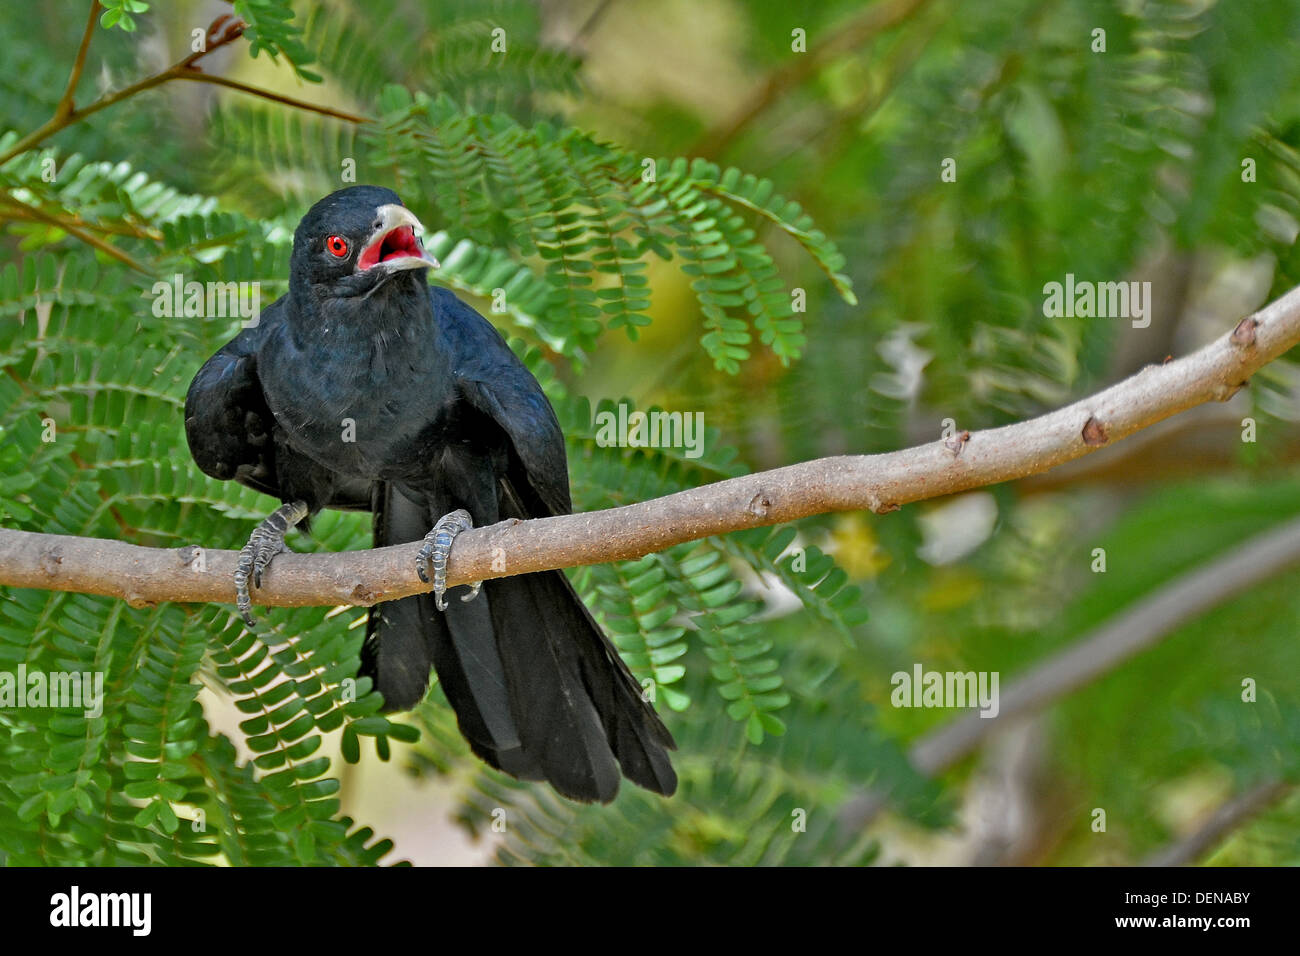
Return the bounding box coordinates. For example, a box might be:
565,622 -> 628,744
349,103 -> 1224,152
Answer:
185,185 -> 676,802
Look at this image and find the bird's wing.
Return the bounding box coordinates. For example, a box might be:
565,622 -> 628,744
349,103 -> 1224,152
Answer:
429,287 -> 678,800
433,287 -> 573,517
184,302 -> 371,511
184,311 -> 282,499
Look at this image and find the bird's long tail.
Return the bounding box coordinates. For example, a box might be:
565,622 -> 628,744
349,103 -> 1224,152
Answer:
361,482 -> 677,802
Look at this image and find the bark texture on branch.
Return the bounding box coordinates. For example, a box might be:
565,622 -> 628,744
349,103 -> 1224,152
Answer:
2,284 -> 1299,611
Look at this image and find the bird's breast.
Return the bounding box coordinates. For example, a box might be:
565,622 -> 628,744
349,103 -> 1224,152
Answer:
261,322 -> 456,482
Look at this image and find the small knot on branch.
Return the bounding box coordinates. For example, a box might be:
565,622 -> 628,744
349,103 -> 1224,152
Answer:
866,493 -> 900,515
943,430 -> 971,456
348,579 -> 377,605
1082,416 -> 1109,447
747,491 -> 772,518
208,14 -> 247,46
1212,380 -> 1249,402
40,545 -> 63,575
1231,316 -> 1259,348
184,15 -> 248,70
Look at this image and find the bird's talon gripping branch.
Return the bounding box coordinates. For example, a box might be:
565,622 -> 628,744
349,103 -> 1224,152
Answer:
233,500 -> 308,626
415,508 -> 478,611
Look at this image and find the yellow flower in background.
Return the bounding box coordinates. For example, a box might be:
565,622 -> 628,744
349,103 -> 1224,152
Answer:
829,512 -> 891,580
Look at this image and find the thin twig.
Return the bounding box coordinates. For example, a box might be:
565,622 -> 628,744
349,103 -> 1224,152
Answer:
0,196 -> 148,272
0,197 -> 162,240
169,72 -> 368,124
0,9 -> 367,168
56,1 -> 103,121
1142,779 -> 1290,866
566,0 -> 617,54
691,0 -> 935,159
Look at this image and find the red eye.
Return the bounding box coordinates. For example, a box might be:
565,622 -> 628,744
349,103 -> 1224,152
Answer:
326,235 -> 349,258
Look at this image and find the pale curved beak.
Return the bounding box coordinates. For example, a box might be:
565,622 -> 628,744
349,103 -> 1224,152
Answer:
356,204 -> 440,273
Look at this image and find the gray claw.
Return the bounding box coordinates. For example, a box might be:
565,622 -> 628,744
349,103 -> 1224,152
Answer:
234,500 -> 308,626
416,509 -> 481,611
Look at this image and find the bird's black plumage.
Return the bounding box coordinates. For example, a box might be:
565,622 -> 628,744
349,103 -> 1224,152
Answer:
185,185 -> 677,802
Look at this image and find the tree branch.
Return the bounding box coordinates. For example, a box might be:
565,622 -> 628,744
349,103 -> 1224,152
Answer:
0,10 -> 366,168
1142,779 -> 1291,866
837,510 -> 1300,832
908,513 -> 1300,776
691,0 -> 934,159
1016,402 -> 1294,493
56,1 -> 103,122
0,194 -> 150,272
167,71 -> 369,125
2,284 -> 1300,611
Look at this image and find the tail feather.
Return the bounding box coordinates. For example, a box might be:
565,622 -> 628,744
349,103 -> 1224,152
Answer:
361,481 -> 677,802
489,576 -> 621,801
361,590 -> 436,713
434,586 -> 543,781
550,570 -> 678,796
363,484 -> 526,768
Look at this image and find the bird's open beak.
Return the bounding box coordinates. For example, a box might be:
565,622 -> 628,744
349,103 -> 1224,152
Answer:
356,204 -> 440,273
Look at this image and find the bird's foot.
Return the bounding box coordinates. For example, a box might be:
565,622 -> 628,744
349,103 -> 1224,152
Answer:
234,500 -> 308,626
416,509 -> 481,611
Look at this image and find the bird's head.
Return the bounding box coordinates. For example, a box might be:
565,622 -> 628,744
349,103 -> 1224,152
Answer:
290,185 -> 440,301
